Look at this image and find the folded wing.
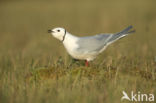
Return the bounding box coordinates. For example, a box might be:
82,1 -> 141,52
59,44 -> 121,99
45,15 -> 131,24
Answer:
76,26 -> 135,54
76,33 -> 113,54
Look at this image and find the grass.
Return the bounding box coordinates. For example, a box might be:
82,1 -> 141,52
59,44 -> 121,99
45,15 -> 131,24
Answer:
0,0 -> 156,103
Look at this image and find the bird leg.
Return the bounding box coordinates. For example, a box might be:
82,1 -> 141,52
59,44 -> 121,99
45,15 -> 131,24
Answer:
85,60 -> 89,67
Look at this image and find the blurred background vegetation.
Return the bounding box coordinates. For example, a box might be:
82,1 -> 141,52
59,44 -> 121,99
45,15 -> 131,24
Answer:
0,0 -> 156,103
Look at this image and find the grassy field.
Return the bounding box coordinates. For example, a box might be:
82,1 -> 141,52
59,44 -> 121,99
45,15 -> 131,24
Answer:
0,0 -> 156,103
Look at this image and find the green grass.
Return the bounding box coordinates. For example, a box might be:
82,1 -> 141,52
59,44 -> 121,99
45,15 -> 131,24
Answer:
0,0 -> 156,103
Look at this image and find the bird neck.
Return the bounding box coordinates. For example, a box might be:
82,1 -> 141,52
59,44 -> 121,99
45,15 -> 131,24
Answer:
62,29 -> 67,42
63,32 -> 78,43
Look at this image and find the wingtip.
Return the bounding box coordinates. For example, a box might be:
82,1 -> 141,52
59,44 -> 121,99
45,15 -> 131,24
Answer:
128,29 -> 136,34
126,25 -> 136,34
128,25 -> 133,29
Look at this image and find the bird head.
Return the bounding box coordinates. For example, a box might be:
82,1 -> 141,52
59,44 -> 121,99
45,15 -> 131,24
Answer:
48,27 -> 66,41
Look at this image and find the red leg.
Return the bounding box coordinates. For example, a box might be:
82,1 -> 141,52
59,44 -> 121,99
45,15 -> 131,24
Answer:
85,60 -> 89,67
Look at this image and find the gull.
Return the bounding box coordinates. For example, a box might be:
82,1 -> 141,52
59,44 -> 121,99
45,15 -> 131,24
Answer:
48,26 -> 135,66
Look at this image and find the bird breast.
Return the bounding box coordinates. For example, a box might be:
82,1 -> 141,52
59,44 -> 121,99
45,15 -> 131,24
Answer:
63,35 -> 79,57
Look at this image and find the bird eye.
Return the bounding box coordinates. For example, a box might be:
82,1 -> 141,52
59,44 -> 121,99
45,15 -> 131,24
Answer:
57,30 -> 60,32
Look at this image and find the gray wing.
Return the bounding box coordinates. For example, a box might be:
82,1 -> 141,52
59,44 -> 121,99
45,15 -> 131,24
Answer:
76,34 -> 113,53
76,26 -> 135,54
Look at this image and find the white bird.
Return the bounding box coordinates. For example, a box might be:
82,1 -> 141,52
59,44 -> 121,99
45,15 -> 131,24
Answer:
48,26 -> 135,66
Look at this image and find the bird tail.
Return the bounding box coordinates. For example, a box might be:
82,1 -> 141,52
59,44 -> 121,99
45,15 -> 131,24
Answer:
107,25 -> 135,44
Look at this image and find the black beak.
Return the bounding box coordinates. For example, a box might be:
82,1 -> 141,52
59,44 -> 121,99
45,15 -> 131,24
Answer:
48,30 -> 52,33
